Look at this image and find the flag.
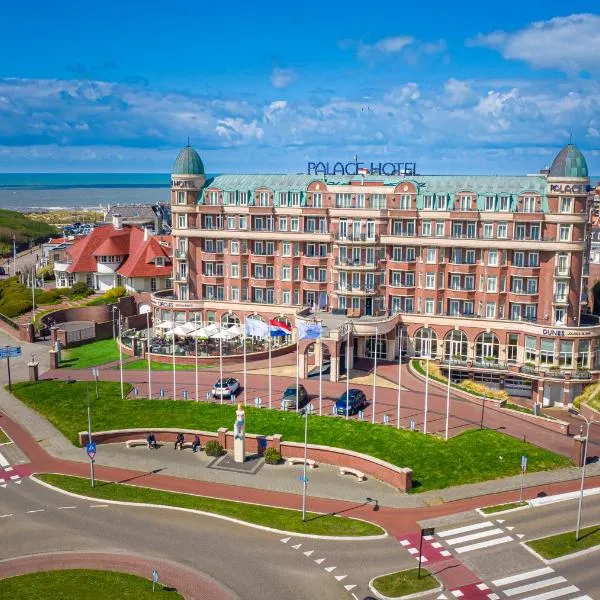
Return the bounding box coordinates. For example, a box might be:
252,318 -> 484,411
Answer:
298,321 -> 322,340
270,319 -> 292,337
245,318 -> 269,339
357,167 -> 369,175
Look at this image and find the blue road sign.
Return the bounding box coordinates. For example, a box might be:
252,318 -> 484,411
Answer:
0,346 -> 21,359
521,455 -> 528,472
298,475 -> 310,483
87,442 -> 97,453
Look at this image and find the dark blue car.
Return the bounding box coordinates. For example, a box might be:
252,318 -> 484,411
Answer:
335,389 -> 367,416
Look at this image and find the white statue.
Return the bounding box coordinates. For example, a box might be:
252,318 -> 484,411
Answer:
233,402 -> 246,463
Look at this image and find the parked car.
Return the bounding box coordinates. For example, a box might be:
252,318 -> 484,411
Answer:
335,388 -> 367,416
400,351 -> 410,363
0,266 -> 5,276
280,384 -> 308,410
212,377 -> 240,398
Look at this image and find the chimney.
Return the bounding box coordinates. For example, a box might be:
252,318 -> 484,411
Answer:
112,214 -> 123,230
143,227 -> 151,241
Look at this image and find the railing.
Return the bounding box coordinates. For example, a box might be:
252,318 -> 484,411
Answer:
473,360 -> 508,370
440,358 -> 469,367
553,295 -> 568,303
520,364 -> 539,375
335,233 -> 379,243
335,259 -> 379,268
554,268 -> 569,277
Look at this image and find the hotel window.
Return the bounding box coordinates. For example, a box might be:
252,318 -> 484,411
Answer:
406,247 -> 416,261
460,195 -> 471,211
523,196 -> 536,213
405,220 -> 415,236
559,225 -> 571,241
530,224 -> 540,240
291,217 -> 300,232
278,216 -> 288,231
450,274 -> 460,290
539,339 -> 555,365
371,194 -> 386,209
305,267 -> 315,282
336,193 -> 351,207
486,302 -> 496,318
523,304 -> 536,322
294,241 -> 301,256
282,290 -> 291,305
319,268 -> 327,282
305,243 -> 315,257
425,299 -> 434,314
400,195 -> 411,209
238,192 -> 247,206
484,196 -> 495,211
436,194 -> 446,210
422,221 -> 432,236
498,196 -> 510,211
293,265 -> 300,281
282,265 -> 291,280
319,243 -> 328,257
231,287 -> 240,301
577,340 -> 590,368
507,334 -> 519,362
404,272 -> 415,287
452,222 -> 462,238
525,336 -> 537,362
488,250 -> 498,266
425,273 -> 435,288
483,223 -> 493,239
487,276 -> 497,292
423,195 -> 433,210
435,221 -> 444,236
559,340 -> 574,367
241,262 -> 248,278
560,197 -> 573,213
226,216 -> 235,230
177,191 -> 186,205
391,272 -> 401,287
306,218 -> 317,233
254,217 -> 264,231
527,278 -> 538,293
290,192 -> 301,206
319,218 -> 327,233
208,191 -> 219,205
528,251 -> 539,267
312,192 -> 322,208
466,249 -> 476,264
230,241 -> 239,254
278,192 -> 288,206
464,275 -> 474,290
466,222 -> 476,238
512,277 -> 523,293
254,241 -> 264,255
177,214 -> 187,229
497,223 -> 507,238
557,253 -> 569,273
239,216 -> 247,229
515,224 -> 525,240
426,248 -> 436,264
258,191 -> 269,206
150,277 -> 157,292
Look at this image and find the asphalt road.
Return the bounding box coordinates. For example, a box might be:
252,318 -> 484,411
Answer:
0,476 -> 410,600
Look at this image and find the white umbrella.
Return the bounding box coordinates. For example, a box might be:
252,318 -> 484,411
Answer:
155,320 -> 174,330
170,324 -> 194,337
190,323 -> 219,339
211,328 -> 238,341
226,325 -> 243,337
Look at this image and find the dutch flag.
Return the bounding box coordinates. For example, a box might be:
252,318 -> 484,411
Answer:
269,319 -> 292,337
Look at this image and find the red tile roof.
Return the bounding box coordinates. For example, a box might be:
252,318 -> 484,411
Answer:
118,229 -> 173,278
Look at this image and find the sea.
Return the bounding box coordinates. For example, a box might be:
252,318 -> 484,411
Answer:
0,173 -> 173,213
0,172 -> 598,214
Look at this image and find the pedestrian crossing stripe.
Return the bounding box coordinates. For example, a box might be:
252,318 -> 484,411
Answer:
491,566 -> 584,600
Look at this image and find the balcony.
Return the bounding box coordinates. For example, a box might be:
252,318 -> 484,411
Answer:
473,360 -> 508,370
335,259 -> 380,270
553,295 -> 569,304
440,358 -> 469,367
335,233 -> 379,243
334,284 -> 377,295
175,273 -> 188,283
175,250 -> 187,259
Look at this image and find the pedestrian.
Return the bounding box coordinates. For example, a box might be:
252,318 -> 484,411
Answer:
191,435 -> 201,453
146,432 -> 157,449
174,432 -> 185,450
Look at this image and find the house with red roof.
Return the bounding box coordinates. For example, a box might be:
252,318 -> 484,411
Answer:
53,215 -> 173,293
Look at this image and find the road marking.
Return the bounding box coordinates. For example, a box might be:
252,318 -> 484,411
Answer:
496,519 -> 505,524
0,478 -> 4,483
507,526 -> 515,531
0,513 -> 13,518
280,537 -> 290,543
492,568 -> 555,586
335,574 -> 347,581
440,550 -> 452,557
437,595 -> 449,599
424,535 -> 434,540
0,452 -> 10,467
10,475 -> 19,481
505,577 -> 567,597
451,590 -> 464,598
4,465 -> 13,472
517,534 -> 525,539
292,543 -> 302,549
89,504 -> 109,508
455,535 -> 513,554
399,539 -> 410,546
26,509 -> 45,514
431,542 -> 442,548
345,584 -> 356,591
519,586 -> 580,600
57,506 -> 77,510
569,596 -> 593,600
324,566 -> 336,572
488,594 -> 500,600
303,550 -> 314,557
314,558 -> 325,565
438,521 -> 495,537
476,583 -> 489,590
446,527 -> 505,545
407,547 -> 419,554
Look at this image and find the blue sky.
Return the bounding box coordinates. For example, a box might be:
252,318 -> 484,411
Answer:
0,0 -> 599,174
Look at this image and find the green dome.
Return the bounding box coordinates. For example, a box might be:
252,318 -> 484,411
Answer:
549,144 -> 588,178
173,144 -> 204,175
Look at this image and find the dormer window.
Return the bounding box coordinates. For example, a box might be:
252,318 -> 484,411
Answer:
208,191 -> 219,205
155,256 -> 166,266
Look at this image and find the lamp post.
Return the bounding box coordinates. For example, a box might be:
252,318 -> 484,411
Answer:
569,408 -> 598,541
146,310 -> 152,400
423,336 -> 431,435
112,305 -> 124,399
300,406 -> 309,521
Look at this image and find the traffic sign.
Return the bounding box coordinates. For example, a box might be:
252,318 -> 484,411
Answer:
86,441 -> 97,460
421,527 -> 435,537
152,569 -> 159,583
0,346 -> 21,359
521,455 -> 528,472
298,475 -> 310,483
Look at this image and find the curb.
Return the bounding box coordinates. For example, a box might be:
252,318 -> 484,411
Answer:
520,534 -> 600,565
368,570 -> 442,600
30,474 -> 388,541
528,487 -> 600,507
475,504 -> 530,517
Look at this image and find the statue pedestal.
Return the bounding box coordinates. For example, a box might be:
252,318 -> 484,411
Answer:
233,404 -> 246,463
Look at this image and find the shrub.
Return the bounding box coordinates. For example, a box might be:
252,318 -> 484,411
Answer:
0,298 -> 32,318
36,288 -> 63,305
459,379 -> 509,401
573,382 -> 600,409
263,447 -> 281,465
204,440 -> 224,457
67,281 -> 92,298
104,286 -> 127,299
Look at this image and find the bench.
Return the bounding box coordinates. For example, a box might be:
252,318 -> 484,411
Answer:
125,439 -> 201,451
339,467 -> 366,481
286,457 -> 317,469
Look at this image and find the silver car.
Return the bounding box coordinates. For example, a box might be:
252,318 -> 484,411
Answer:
212,378 -> 240,398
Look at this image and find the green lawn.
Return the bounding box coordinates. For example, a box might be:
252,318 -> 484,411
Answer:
38,474 -> 383,536
527,524 -> 600,559
372,568 -> 439,597
480,501 -> 528,514
2,569 -> 181,599
61,339 -> 121,369
122,359 -> 215,371
10,380 -> 572,493
0,427 -> 10,444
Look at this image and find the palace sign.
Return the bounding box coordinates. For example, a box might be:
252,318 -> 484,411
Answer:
549,184 -> 591,194
307,161 -> 417,177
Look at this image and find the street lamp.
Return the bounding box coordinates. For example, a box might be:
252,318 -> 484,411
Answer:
112,305 -> 124,399
569,407 -> 598,541
299,405 -> 310,521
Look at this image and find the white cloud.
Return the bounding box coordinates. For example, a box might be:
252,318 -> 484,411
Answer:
467,13 -> 600,74
444,79 -> 475,107
383,83 -> 420,104
215,118 -> 264,142
270,68 -> 296,89
355,35 -> 414,60
264,100 -> 287,122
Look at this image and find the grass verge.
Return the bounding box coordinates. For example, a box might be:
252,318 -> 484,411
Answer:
2,569 -> 181,599
372,568 -> 439,597
10,380 -> 572,493
37,473 -> 383,536
480,501 -> 528,514
61,339 -> 121,369
526,524 -> 600,559
0,427 -> 11,444
122,359 -> 215,371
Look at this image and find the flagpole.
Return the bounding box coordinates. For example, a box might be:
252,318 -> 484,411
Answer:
445,359 -> 451,441
219,325 -> 224,405
345,324 -> 350,420
296,327 -> 300,413
243,318 -> 247,406
424,339 -> 430,434
194,313 -> 199,402
118,312 -> 124,400
268,331 -> 272,410
172,325 -> 176,400
318,338 -> 322,416
146,311 -> 152,400
397,327 -> 402,429
372,326 -> 378,424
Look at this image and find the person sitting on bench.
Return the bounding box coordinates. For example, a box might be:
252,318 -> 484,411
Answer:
191,434 -> 201,453
174,432 -> 185,450
146,432 -> 158,449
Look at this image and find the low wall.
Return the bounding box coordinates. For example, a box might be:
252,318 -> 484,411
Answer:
80,427 -> 413,492
499,406 -> 571,435
581,402 -> 600,424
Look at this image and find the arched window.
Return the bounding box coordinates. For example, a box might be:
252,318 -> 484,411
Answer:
475,332 -> 499,363
444,330 -> 468,361
414,328 -> 437,358
221,313 -> 240,328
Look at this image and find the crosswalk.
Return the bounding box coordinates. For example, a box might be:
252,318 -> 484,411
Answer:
490,566 -> 592,600
0,450 -> 30,488
436,520 -> 524,555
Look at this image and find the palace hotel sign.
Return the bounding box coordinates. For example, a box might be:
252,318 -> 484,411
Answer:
307,161 -> 417,177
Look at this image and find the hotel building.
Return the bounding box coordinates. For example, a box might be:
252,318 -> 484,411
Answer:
152,143 -> 598,407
